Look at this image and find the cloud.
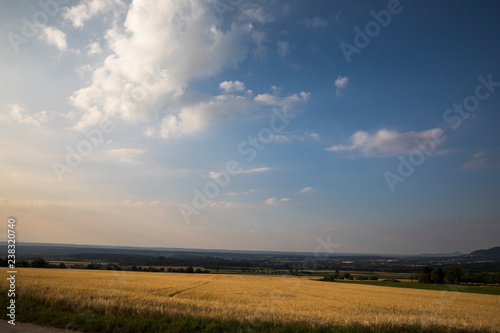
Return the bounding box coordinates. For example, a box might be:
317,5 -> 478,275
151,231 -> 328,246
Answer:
63,0 -> 126,28
250,29 -> 268,60
277,40 -> 290,57
264,197 -> 291,205
249,229 -> 261,234
236,167 -> 273,174
240,4 -> 274,24
158,94 -> 252,139
0,104 -> 48,126
39,26 -> 67,51
326,128 -> 446,157
208,167 -> 272,180
70,0 -> 251,131
254,91 -> 310,106
225,189 -> 261,196
272,131 -> 320,143
155,88 -> 309,139
309,132 -> 320,141
301,17 -> 328,28
299,187 -> 314,193
207,201 -> 243,209
108,148 -> 144,164
219,80 -> 246,94
86,41 -> 103,56
462,151 -> 500,170
334,76 -> 348,95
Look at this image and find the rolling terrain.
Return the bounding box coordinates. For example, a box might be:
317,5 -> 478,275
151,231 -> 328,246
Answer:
2,268 -> 499,332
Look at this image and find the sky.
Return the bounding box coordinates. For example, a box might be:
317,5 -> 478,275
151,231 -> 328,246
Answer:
0,0 -> 499,255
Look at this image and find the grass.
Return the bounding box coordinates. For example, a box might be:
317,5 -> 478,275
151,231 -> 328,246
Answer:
321,279 -> 500,296
1,268 -> 499,332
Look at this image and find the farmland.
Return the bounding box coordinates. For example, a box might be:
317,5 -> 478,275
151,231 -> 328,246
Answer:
1,268 -> 499,332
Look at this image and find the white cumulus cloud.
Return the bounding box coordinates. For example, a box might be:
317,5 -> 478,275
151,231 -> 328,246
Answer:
70,0 -> 251,131
39,26 -> 67,51
219,80 -> 246,94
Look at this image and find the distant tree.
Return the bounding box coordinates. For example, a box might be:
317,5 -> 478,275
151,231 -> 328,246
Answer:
57,263 -> 66,269
18,260 -> 30,268
195,268 -> 203,273
475,272 -> 492,285
431,267 -> 445,284
30,257 -> 48,268
408,274 -> 416,282
322,274 -> 336,282
343,273 -> 351,280
185,266 -> 194,273
444,267 -> 463,284
418,266 -> 434,284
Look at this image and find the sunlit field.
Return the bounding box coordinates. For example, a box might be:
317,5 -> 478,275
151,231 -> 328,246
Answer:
2,268 -> 499,332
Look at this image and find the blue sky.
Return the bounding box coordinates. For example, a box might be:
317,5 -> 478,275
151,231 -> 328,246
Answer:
0,0 -> 499,254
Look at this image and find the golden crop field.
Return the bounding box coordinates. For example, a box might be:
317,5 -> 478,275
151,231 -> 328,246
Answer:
2,268 -> 500,332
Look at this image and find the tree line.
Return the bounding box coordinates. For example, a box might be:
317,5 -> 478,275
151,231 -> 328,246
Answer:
0,257 -> 210,274
413,266 -> 500,285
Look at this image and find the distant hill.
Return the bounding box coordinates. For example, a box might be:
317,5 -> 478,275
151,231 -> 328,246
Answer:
465,247 -> 500,261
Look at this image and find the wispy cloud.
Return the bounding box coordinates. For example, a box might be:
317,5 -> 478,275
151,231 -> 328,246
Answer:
0,104 -> 48,126
237,167 -> 273,174
108,148 -> 144,164
264,197 -> 291,205
240,3 -> 274,24
225,189 -> 261,196
63,0 -> 126,28
86,41 -> 102,56
326,128 -> 446,157
298,187 -> 314,193
277,40 -> 290,57
462,151 -> 500,169
301,17 -> 328,29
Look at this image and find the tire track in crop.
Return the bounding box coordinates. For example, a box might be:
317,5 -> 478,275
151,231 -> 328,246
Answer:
168,274 -> 220,297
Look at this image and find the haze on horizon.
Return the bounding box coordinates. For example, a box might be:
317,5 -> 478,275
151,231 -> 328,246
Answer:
1,0 -> 499,255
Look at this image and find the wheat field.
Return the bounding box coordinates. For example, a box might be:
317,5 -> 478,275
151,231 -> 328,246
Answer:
2,268 -> 499,331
